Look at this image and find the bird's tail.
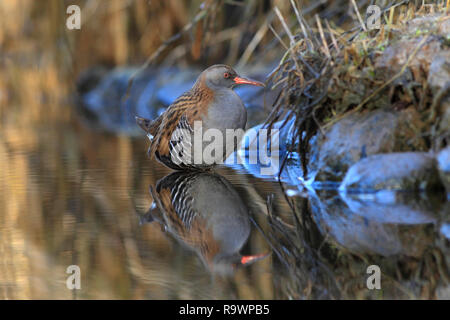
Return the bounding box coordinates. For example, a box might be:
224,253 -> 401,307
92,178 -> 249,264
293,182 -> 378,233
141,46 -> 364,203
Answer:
135,116 -> 153,134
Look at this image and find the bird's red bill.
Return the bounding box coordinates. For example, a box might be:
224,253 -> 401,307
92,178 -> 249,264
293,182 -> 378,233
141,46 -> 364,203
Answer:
241,253 -> 269,265
233,76 -> 265,87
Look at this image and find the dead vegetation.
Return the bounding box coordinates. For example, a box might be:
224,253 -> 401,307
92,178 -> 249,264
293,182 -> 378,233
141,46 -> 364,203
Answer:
264,1 -> 450,178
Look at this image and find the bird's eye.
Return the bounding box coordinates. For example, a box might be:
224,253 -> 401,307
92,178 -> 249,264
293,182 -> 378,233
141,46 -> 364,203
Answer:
224,72 -> 230,79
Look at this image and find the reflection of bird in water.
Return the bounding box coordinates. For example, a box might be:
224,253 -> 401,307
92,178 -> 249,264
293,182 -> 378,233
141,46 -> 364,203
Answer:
142,171 -> 268,274
136,64 -> 264,170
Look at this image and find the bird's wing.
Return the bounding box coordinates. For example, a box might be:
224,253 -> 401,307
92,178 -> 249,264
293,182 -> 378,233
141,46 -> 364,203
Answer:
151,172 -> 221,264
150,86 -> 214,159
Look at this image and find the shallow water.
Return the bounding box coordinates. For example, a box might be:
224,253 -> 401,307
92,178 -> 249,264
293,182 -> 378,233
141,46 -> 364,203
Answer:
0,106 -> 449,300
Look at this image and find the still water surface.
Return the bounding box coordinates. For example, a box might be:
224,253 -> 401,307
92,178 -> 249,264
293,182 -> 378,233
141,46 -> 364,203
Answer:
0,107 -> 448,299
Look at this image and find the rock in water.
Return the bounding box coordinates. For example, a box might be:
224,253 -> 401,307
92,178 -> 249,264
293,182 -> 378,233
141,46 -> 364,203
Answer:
309,109 -> 426,186
76,67 -> 166,136
437,146 -> 450,194
339,152 -> 444,192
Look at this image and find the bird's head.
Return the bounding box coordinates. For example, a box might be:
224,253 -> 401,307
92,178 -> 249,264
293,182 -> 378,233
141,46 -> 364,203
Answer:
201,64 -> 265,90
